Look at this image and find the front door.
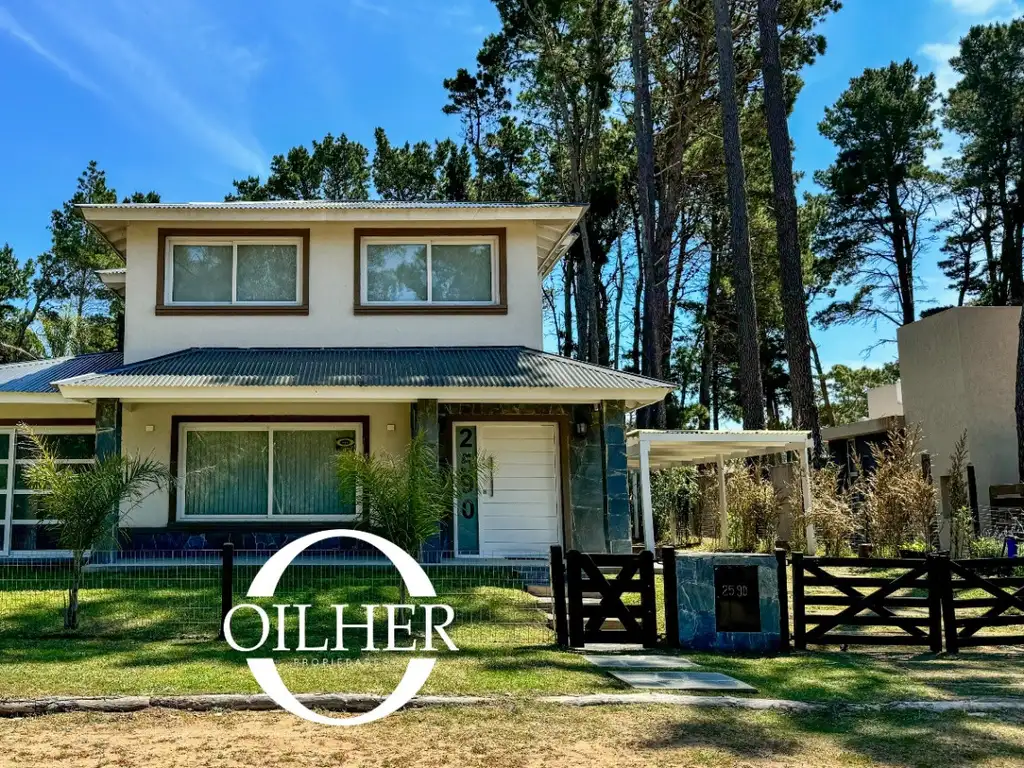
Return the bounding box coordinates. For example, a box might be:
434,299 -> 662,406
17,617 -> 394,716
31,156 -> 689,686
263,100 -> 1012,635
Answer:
453,422 -> 561,557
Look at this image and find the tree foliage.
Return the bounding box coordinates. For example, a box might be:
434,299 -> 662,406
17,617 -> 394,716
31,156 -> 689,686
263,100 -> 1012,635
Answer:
814,61 -> 943,333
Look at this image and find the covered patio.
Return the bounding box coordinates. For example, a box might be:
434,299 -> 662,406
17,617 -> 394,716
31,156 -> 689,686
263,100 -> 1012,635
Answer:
626,429 -> 816,554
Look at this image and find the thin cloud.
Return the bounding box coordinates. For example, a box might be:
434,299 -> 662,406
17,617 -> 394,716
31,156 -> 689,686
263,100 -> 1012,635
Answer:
920,42 -> 960,94
0,6 -> 104,97
8,1 -> 267,176
943,0 -> 1008,14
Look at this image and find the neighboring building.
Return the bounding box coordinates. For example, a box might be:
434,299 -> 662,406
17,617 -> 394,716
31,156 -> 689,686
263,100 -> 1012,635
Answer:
0,201 -> 671,558
821,382 -> 904,486
898,306 -> 1021,531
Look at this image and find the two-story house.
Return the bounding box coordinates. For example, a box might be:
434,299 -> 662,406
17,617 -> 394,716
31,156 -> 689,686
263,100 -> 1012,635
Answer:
0,201 -> 670,559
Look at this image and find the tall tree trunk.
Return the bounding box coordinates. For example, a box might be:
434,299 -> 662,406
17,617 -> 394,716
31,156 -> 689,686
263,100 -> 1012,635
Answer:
562,259 -> 575,357
757,0 -> 821,456
713,0 -> 766,429
631,0 -> 667,428
613,237 -> 625,368
699,234 -> 721,431
810,337 -> 834,428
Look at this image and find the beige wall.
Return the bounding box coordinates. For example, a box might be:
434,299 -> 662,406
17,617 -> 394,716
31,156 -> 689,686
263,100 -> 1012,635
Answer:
122,220 -> 544,363
0,402 -> 95,421
121,401 -> 413,528
898,307 -> 1021,527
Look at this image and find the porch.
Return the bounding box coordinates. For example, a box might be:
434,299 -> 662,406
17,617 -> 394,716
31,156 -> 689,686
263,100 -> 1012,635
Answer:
1,346 -> 673,559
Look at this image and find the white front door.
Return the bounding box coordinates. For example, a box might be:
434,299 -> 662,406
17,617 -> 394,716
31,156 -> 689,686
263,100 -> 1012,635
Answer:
454,422 -> 561,557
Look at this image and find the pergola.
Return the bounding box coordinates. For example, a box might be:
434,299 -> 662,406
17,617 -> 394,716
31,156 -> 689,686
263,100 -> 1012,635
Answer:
626,429 -> 816,554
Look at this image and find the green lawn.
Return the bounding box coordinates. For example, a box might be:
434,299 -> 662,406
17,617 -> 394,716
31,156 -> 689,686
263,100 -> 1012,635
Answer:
2,637 -> 1023,703
2,561 -> 1024,704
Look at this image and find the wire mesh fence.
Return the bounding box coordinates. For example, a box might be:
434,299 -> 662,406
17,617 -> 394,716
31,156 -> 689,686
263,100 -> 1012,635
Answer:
0,550 -> 554,649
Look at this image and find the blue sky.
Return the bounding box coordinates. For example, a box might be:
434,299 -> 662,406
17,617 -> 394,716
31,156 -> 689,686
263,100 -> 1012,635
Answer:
0,0 -> 1020,369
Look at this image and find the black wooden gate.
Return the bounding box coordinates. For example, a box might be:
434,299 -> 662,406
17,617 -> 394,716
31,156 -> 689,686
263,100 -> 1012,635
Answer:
792,553 -> 943,651
942,558 -> 1024,652
563,549 -> 658,648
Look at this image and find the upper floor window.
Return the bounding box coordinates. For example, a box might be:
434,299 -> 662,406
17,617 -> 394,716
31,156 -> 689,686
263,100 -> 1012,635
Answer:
354,229 -> 507,315
157,229 -> 309,315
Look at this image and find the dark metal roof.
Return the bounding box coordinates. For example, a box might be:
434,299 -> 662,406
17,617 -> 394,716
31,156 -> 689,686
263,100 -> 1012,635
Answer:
56,347 -> 672,391
0,351 -> 124,394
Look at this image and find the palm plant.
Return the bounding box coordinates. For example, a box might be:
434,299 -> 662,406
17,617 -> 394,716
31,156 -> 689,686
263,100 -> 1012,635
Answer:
22,428 -> 169,629
337,432 -> 481,595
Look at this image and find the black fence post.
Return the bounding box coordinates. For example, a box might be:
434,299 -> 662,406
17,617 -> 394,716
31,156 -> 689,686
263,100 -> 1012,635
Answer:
639,549 -> 658,649
941,555 -> 959,655
662,546 -> 679,649
792,551 -> 806,651
549,545 -> 569,647
219,542 -> 234,640
925,552 -> 944,654
967,464 -> 980,536
565,549 -> 584,648
776,548 -> 790,652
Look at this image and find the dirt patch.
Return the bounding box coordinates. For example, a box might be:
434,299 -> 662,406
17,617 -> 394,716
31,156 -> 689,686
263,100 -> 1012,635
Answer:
2,705 -> 1024,768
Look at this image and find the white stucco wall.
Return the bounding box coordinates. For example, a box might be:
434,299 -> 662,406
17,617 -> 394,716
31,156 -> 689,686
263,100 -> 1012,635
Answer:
867,382 -> 903,419
122,220 -> 544,363
120,401 -> 412,528
898,307 -> 1021,522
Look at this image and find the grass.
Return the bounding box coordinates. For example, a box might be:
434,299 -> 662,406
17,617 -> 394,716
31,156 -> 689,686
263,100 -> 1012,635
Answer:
2,558 -> 1024,703
5,706 -> 1024,768
2,638 -> 1023,703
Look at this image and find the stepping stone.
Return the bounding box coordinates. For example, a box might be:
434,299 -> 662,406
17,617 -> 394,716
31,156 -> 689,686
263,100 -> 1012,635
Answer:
582,643 -> 645,653
608,671 -> 757,692
584,654 -> 700,670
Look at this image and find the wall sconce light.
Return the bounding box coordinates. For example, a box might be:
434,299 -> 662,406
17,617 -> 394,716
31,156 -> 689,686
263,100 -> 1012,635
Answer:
575,421 -> 589,437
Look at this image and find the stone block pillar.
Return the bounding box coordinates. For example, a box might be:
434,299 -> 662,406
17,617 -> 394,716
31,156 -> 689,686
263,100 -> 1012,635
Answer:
94,398 -> 122,558
601,400 -> 631,554
412,399 -> 439,451
95,398 -> 122,460
569,404 -> 606,552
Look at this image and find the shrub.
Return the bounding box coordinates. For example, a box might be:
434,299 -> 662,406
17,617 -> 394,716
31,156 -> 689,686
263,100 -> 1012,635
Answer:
725,461 -> 781,553
862,425 -> 937,556
947,431 -> 975,559
970,536 -> 1003,559
651,466 -> 698,545
22,427 -> 169,629
792,461 -> 858,556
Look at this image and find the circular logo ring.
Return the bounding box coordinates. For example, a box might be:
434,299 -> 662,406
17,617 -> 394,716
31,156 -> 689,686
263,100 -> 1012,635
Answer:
237,529 -> 439,726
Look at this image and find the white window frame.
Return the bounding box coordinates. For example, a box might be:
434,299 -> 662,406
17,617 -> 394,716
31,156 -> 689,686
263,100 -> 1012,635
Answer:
0,426 -> 96,557
360,235 -> 499,306
176,422 -> 363,522
165,236 -> 303,307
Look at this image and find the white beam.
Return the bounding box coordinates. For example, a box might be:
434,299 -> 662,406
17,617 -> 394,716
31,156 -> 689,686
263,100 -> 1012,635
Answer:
717,455 -> 728,548
638,440 -> 656,552
800,440 -> 817,555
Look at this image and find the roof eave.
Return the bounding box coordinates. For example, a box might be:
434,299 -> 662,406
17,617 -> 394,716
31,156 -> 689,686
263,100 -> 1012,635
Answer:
54,382 -> 671,409
0,392 -> 78,404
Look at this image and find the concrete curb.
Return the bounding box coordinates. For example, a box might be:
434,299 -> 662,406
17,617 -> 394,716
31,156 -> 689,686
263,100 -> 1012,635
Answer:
2,693 -> 1023,718
0,694 -> 491,717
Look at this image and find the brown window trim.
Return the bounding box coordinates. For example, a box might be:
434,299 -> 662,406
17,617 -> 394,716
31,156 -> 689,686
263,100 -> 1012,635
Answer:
156,228 -> 311,316
353,227 -> 508,315
167,415 -> 369,526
